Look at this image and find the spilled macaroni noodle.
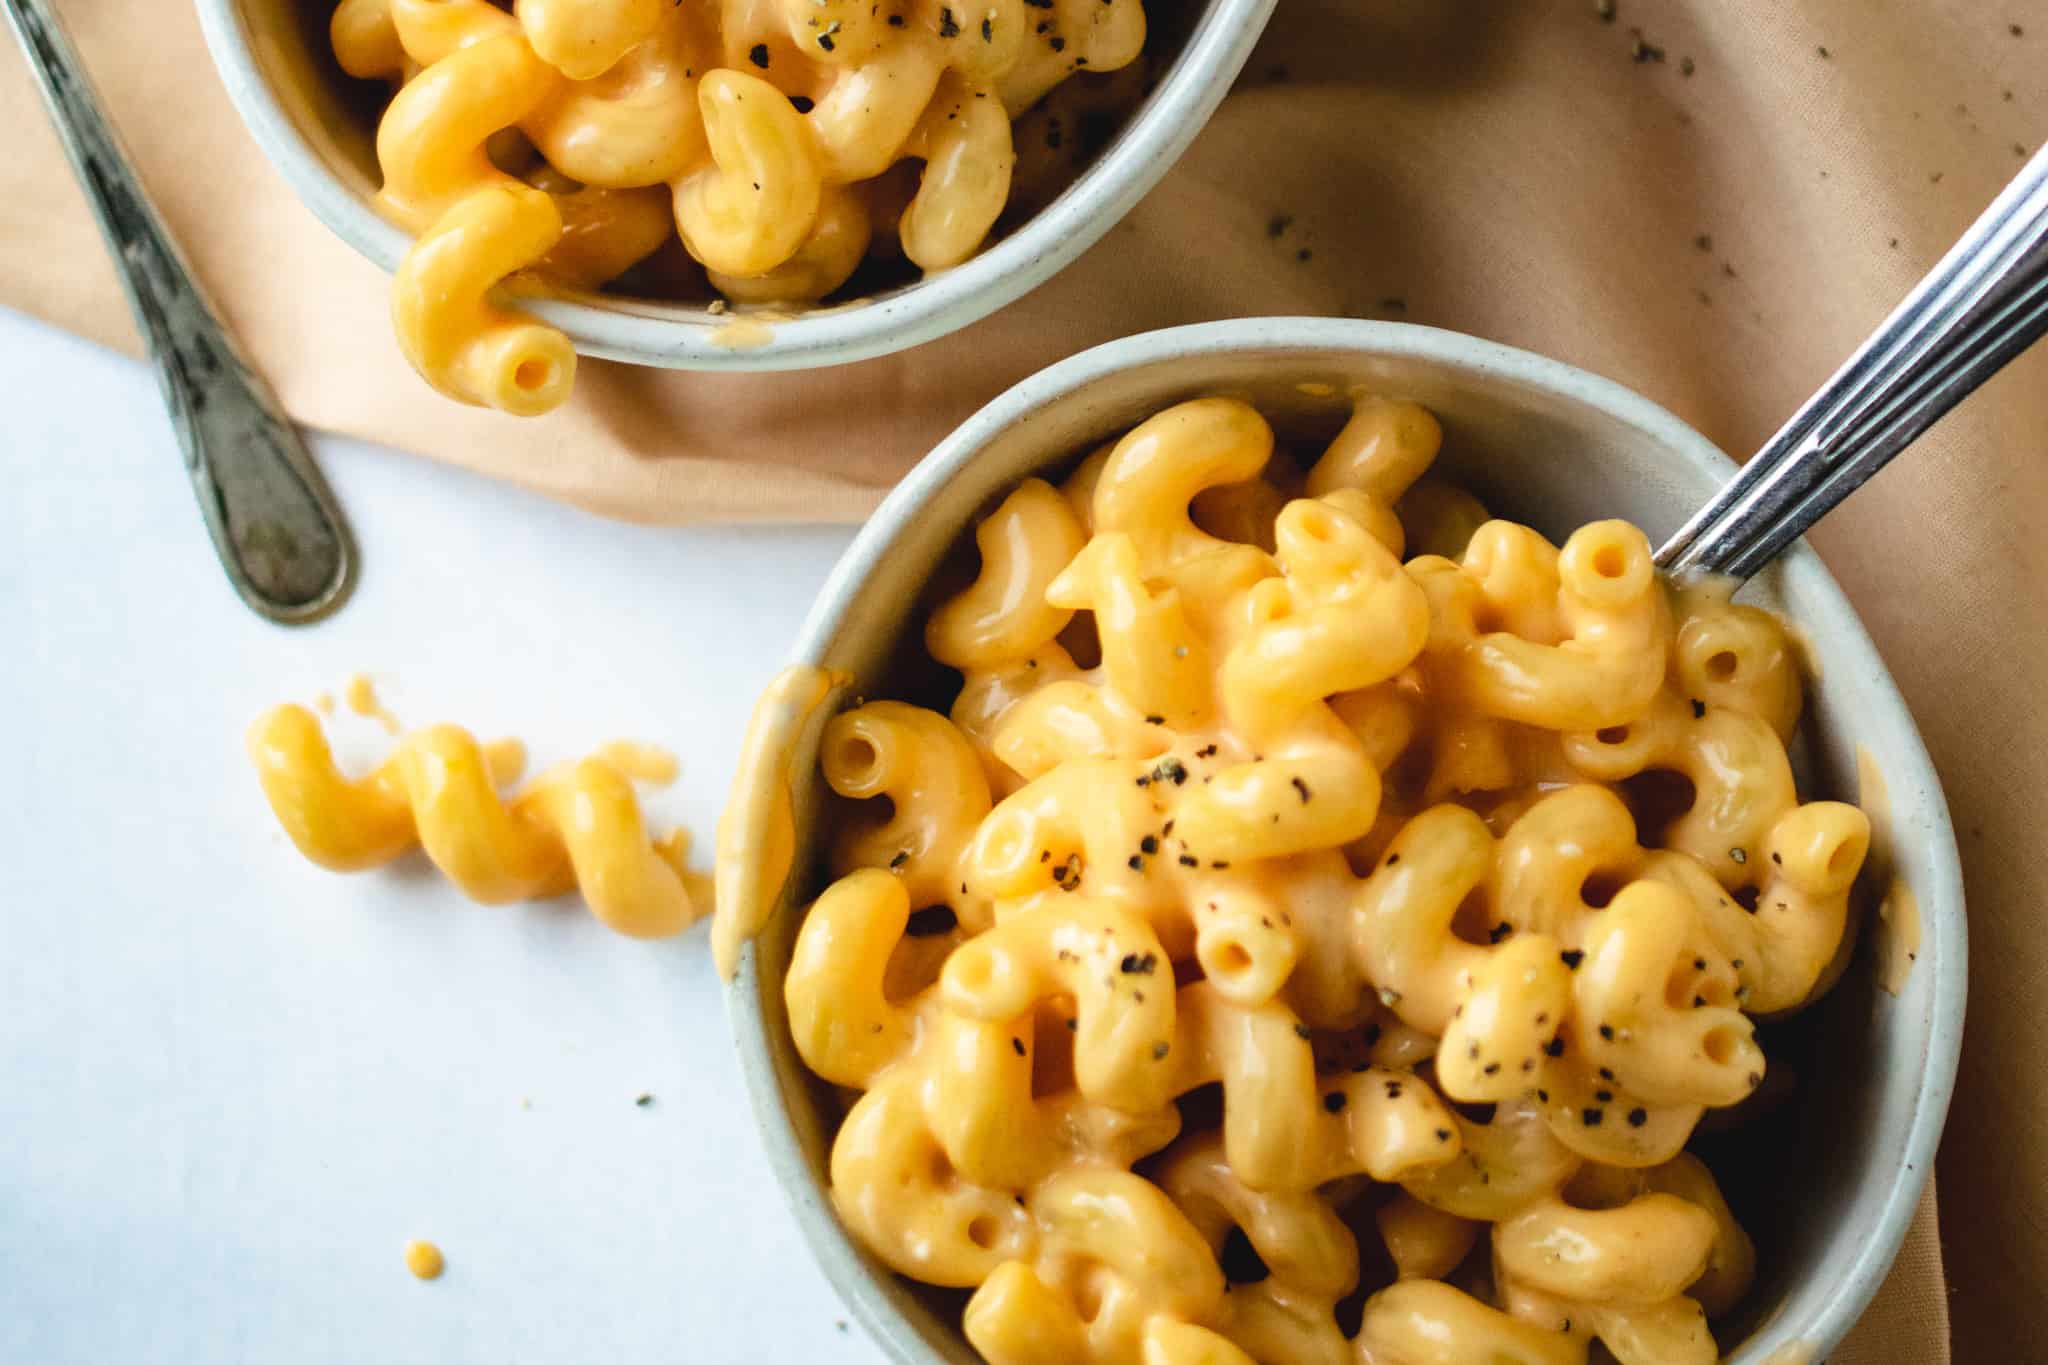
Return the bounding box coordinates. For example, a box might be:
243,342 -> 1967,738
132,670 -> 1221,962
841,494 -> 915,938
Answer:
332,0 -> 1150,413
248,697 -> 706,938
722,392 -> 1877,1365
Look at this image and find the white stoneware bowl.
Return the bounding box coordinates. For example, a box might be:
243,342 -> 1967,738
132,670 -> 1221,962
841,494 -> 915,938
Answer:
728,318 -> 1966,1363
196,0 -> 1275,371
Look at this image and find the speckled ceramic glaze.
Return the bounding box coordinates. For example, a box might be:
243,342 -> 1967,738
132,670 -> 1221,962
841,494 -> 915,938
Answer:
195,0 -> 1276,371
726,318 -> 1965,1365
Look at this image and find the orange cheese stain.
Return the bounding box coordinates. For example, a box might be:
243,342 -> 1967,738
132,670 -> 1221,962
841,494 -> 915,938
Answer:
404,1239 -> 444,1280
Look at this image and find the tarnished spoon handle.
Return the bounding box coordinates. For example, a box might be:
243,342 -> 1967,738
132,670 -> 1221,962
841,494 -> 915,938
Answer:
3,0 -> 355,623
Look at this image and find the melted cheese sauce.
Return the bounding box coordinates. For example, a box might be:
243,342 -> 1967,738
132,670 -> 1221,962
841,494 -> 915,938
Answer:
404,1239 -> 445,1280
711,663 -> 850,977
1856,743 -> 1919,994
596,740 -> 681,785
344,674 -> 403,736
709,317 -> 777,350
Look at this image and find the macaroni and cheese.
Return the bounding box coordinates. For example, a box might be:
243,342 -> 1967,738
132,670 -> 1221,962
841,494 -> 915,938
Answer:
331,0 -> 1150,413
249,698 -> 706,937
725,393 -> 1871,1364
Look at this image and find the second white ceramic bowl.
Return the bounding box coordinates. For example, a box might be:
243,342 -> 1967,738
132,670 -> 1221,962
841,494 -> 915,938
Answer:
728,318 -> 1966,1364
195,0 -> 1275,371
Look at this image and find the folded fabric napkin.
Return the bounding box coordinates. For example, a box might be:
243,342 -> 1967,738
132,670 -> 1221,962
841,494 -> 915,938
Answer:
10,0 -> 2046,1357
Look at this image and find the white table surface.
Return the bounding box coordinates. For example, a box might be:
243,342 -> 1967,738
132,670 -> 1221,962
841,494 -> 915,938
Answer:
0,309 -> 891,1364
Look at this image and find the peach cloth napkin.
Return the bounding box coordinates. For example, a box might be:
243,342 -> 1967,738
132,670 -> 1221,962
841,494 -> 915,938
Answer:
8,0 -> 2046,1357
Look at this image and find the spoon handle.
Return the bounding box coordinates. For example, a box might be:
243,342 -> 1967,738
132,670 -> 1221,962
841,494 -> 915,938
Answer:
1658,143 -> 2048,582
3,0 -> 356,623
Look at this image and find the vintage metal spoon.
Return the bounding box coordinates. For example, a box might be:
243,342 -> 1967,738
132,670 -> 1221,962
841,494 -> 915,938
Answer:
4,0 -> 356,624
1661,143 -> 2048,580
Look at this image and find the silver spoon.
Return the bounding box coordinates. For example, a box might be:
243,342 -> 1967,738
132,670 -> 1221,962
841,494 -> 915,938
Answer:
1660,143 -> 2048,580
4,0 -> 356,624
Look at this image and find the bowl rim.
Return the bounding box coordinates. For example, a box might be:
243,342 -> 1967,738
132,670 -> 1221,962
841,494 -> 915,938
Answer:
728,317 -> 1967,1363
193,0 -> 1278,372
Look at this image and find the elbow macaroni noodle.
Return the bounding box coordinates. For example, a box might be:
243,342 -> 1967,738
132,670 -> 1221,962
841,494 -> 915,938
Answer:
726,392 -> 1872,1363
335,0 -> 1148,413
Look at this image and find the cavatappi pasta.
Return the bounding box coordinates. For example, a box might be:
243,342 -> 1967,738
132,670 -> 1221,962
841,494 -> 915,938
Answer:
738,393 -> 1871,1364
332,0 -> 1150,414
248,698 -> 706,937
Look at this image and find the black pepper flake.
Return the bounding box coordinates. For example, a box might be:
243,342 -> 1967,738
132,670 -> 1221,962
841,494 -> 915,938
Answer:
1144,714 -> 1165,725
1178,854 -> 1199,867
1385,1080 -> 1404,1098
1694,233 -> 1713,251
1544,1038 -> 1565,1057
1152,1041 -> 1170,1060
1140,835 -> 1159,855
1771,851 -> 1783,864
1293,1023 -> 1313,1040
1488,922 -> 1513,944
817,31 -> 835,50
888,850 -> 909,869
1066,1018 -> 1077,1031
1049,35 -> 1066,51
1011,1037 -> 1025,1056
749,43 -> 769,67
1537,1089 -> 1550,1102
1297,248 -> 1313,262
1436,1127 -> 1452,1141
789,95 -> 814,113
1196,744 -> 1219,758
1692,699 -> 1707,720
1816,44 -> 1830,58
981,15 -> 992,39
2012,22 -> 2025,35
938,7 -> 960,36
1467,1043 -> 1479,1059
1521,1058 -> 1535,1072
1627,1107 -> 1648,1127
1599,1024 -> 1615,1040
1212,861 -> 1230,870
1151,758 -> 1189,786
1057,854 -> 1083,891
1120,952 -> 1158,976
1747,1071 -> 1762,1088
1267,214 -> 1293,238
1598,1067 -> 1614,1080
1023,0 -> 1051,7
1560,950 -> 1584,969
1595,1089 -> 1614,1103
1630,29 -> 1665,62
1583,1108 -> 1604,1126
1291,776 -> 1313,803
1731,958 -> 1745,970
888,12 -> 904,23
1483,1062 -> 1500,1076
1680,55 -> 1695,75
1386,853 -> 1401,866
635,1092 -> 654,1107
1323,1092 -> 1347,1113
1127,855 -> 1144,871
